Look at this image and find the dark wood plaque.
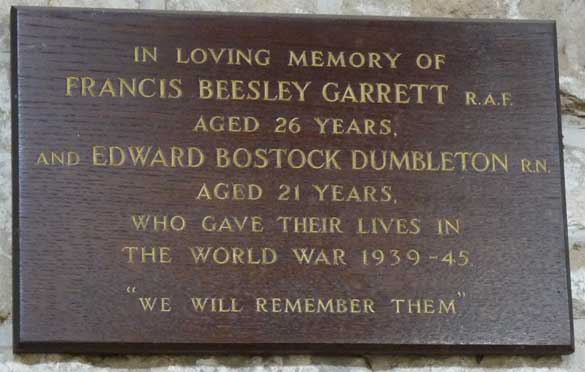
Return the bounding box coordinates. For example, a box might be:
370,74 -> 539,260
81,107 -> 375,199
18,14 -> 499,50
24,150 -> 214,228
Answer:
12,6 -> 573,355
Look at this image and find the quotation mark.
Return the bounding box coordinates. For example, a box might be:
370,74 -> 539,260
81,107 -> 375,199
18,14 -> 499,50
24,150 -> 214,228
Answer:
126,286 -> 137,294
457,291 -> 466,298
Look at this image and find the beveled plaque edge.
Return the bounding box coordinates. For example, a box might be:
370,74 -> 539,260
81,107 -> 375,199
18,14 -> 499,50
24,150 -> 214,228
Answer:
552,20 -> 575,354
11,5 -> 22,356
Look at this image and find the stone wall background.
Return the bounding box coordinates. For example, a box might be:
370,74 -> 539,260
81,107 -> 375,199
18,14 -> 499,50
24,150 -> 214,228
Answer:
1,0 -> 584,370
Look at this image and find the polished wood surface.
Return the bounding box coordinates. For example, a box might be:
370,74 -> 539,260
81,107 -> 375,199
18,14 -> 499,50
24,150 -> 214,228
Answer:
12,6 -> 573,354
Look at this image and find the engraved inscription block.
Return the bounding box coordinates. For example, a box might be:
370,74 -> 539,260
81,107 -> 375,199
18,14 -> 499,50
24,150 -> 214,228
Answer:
12,6 -> 573,354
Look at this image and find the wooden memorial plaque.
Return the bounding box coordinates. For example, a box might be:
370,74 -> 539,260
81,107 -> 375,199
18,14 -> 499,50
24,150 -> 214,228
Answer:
12,6 -> 573,354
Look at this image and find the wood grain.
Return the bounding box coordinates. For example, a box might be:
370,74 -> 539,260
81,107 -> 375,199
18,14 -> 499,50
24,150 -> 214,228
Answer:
11,6 -> 573,355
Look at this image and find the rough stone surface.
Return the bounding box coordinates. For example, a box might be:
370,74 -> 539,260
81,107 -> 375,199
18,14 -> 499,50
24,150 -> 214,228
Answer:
518,0 -> 585,100
166,0 -> 318,13
2,0 -> 585,371
412,0 -> 510,18
564,115 -> 585,232
50,0 -> 166,10
339,0 -> 410,16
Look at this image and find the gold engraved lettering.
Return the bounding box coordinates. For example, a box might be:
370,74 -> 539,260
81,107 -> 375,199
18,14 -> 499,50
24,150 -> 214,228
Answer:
521,158 -> 550,174
188,246 -> 276,264
122,246 -> 172,264
195,182 -> 263,201
65,76 -> 183,99
201,215 -> 264,233
356,217 -> 421,235
277,216 -> 343,234
312,184 -> 393,203
313,117 -> 392,136
177,48 -> 270,66
215,147 -> 341,170
288,50 -> 401,69
35,151 -> 80,166
192,115 -> 260,133
190,297 -> 243,312
292,248 -> 346,265
138,297 -> 172,312
131,215 -> 186,232
198,79 -> 311,102
351,150 -> 508,173
92,145 -> 204,168
321,82 -> 448,104
134,46 -> 157,63
390,298 -> 456,314
256,297 -> 375,314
